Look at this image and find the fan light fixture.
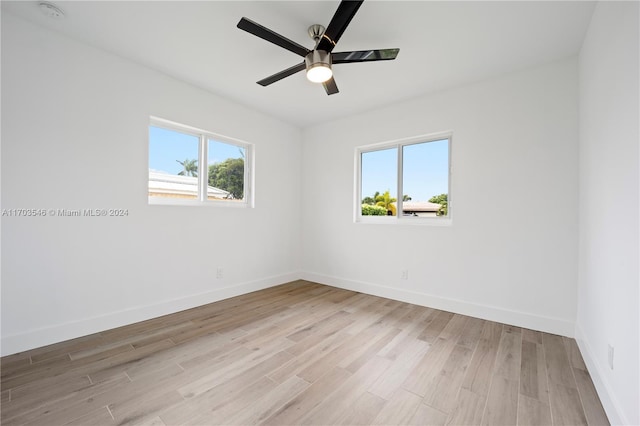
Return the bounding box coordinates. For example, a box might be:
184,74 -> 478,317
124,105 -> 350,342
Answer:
237,1 -> 400,95
305,50 -> 332,83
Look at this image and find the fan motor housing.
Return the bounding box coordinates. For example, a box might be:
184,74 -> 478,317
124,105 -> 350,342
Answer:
305,50 -> 332,69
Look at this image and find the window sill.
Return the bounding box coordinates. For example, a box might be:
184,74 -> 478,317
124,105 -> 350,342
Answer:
355,216 -> 452,226
148,197 -> 251,208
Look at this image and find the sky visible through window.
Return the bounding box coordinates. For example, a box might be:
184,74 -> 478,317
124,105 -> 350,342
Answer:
361,139 -> 449,202
149,126 -> 243,175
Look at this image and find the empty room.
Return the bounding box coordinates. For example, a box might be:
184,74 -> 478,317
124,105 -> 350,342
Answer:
1,1 -> 638,425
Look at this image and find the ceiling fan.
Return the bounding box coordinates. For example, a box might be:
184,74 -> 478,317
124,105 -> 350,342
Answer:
237,0 -> 400,95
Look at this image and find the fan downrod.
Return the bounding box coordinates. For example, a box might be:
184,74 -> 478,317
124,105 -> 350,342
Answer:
308,24 -> 326,45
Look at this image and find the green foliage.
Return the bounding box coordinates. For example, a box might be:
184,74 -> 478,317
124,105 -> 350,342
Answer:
361,204 -> 388,216
362,196 -> 375,205
208,158 -> 244,199
403,194 -> 412,201
176,158 -> 198,177
375,190 -> 397,215
428,193 -> 448,216
362,191 -> 380,205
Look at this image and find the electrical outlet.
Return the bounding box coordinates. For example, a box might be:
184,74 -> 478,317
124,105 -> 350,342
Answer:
401,270 -> 409,280
216,268 -> 224,279
608,344 -> 614,370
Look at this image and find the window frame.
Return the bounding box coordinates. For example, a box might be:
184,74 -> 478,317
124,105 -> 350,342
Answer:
148,117 -> 254,207
354,132 -> 452,225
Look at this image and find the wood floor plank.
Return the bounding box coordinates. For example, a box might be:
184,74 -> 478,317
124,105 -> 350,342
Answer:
445,388 -> 486,426
418,311 -> 455,343
402,337 -> 458,397
522,328 -> 543,344
159,350 -> 293,425
573,367 -> 610,425
284,312 -> 355,356
267,330 -> 350,384
543,333 -> 577,388
178,376 -> 278,426
456,317 -> 486,349
1,353 -> 71,381
422,344 -> 474,414
225,376 -> 310,425
548,382 -> 588,426
110,388 -> 184,426
0,354 -> 74,389
128,415 -> 166,426
63,406 -> 115,426
409,403 -> 449,426
177,349 -> 292,400
481,376 -> 518,426
286,310 -> 351,342
439,314 -> 470,341
299,356 -> 392,425
85,338 -> 177,383
564,337 -> 588,371
339,292 -> 381,313
522,328 -> 542,345
377,307 -> 436,360
343,327 -> 402,373
295,325 -> 389,383
5,374 -> 92,417
342,297 -> 405,335
260,366 -> 352,425
124,336 -> 231,374
0,281 -> 607,426
28,334 -> 106,364
494,327 -> 522,380
372,388 -> 423,425
518,394 -> 552,426
334,391 -> 386,425
0,353 -> 31,372
461,321 -> 503,396
9,372 -> 132,426
368,337 -> 431,400
520,340 -> 549,402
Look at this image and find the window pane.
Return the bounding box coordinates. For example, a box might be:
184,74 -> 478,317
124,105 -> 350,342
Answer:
148,126 -> 199,199
402,139 -> 449,217
361,148 -> 397,216
208,139 -> 245,201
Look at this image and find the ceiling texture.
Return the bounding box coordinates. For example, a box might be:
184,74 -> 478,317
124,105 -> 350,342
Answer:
3,1 -> 596,128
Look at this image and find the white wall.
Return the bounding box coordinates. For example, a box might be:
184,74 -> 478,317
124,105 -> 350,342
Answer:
1,14 -> 302,356
3,5 -> 638,422
576,2 -> 640,425
301,58 -> 579,336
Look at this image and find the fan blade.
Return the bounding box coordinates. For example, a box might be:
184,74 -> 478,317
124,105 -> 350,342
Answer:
323,77 -> 339,95
257,62 -> 306,86
316,0 -> 364,53
238,17 -> 310,57
332,48 -> 399,64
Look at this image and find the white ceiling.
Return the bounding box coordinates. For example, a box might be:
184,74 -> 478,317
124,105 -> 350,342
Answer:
2,1 -> 596,128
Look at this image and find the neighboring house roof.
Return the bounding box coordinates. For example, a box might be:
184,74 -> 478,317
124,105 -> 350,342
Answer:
402,201 -> 442,212
148,171 -> 230,199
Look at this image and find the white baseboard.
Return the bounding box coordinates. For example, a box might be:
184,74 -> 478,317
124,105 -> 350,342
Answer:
0,272 -> 300,356
1,270 -> 575,356
574,324 -> 628,425
6,270 -> 625,423
300,271 -> 575,337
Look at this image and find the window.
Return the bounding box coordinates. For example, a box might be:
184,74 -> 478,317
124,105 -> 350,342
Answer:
356,134 -> 451,222
148,117 -> 252,206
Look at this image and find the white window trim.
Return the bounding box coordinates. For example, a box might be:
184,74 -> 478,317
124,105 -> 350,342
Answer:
354,131 -> 452,225
148,117 -> 254,207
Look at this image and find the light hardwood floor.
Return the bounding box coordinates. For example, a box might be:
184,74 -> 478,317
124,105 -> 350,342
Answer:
1,281 -> 609,426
